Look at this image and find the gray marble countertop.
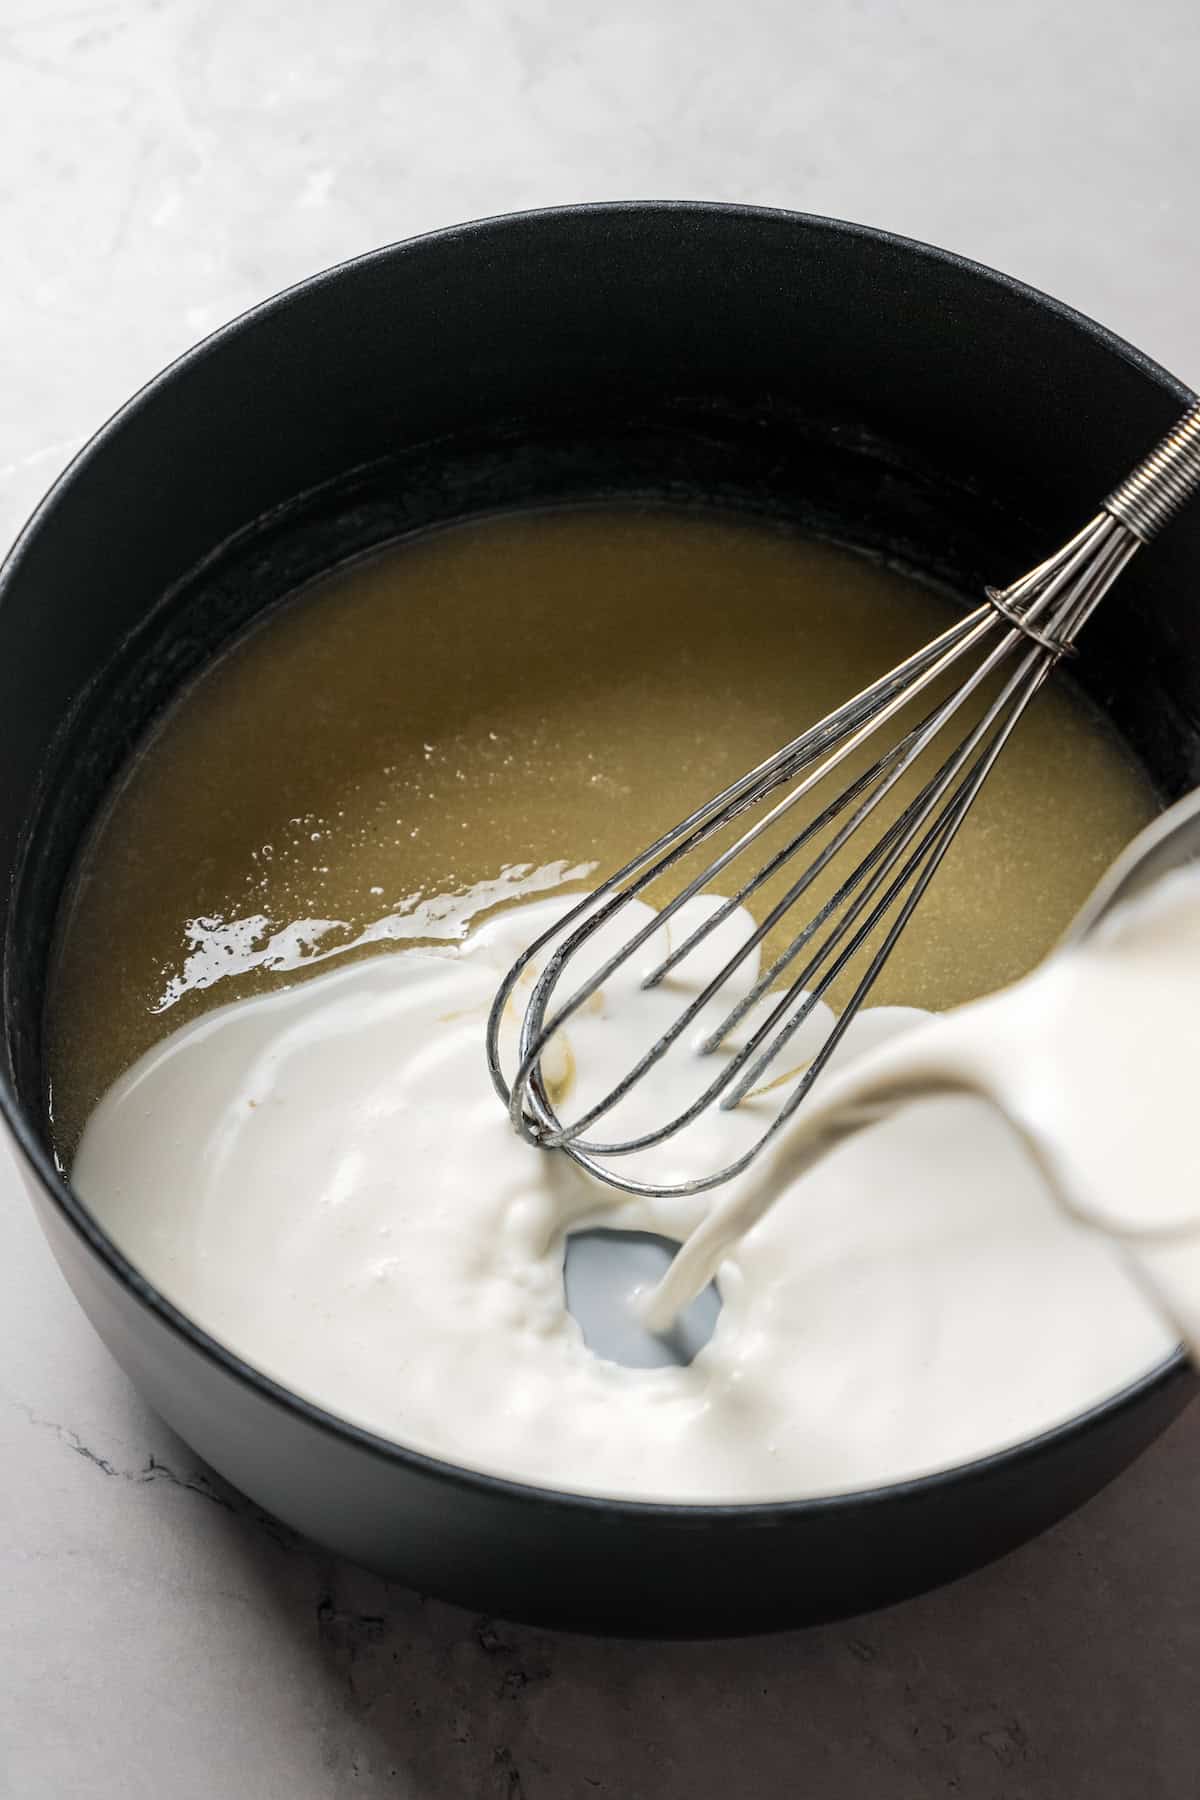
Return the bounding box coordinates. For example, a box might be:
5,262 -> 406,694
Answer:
2,3 -> 1198,1795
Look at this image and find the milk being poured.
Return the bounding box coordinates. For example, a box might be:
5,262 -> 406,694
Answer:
646,865 -> 1200,1363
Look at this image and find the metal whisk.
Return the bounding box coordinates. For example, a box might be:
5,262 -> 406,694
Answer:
487,400 -> 1200,1199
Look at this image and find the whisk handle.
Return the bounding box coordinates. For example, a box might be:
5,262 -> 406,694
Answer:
1104,398 -> 1200,542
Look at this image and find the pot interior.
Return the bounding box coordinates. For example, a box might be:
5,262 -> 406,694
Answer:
3,209 -> 1199,1338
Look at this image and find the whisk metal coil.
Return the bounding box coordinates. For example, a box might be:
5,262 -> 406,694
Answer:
487,399 -> 1200,1200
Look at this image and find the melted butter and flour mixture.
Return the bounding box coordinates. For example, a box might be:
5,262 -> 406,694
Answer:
49,506 -> 1175,1502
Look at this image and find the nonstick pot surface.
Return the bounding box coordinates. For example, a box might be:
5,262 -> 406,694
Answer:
1,204 -> 1196,1634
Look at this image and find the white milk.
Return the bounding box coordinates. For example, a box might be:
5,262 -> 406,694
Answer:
72,888 -> 1183,1503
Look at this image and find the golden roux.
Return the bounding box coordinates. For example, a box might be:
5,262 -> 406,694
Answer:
48,506 -> 1156,1154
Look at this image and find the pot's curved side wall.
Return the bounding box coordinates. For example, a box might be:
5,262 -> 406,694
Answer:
24,1168 -> 1196,1637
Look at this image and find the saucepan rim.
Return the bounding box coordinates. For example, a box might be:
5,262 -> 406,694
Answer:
0,197 -> 1192,1524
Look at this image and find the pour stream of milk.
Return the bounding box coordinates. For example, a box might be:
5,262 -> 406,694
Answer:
645,866 -> 1200,1359
72,880 -> 1191,1504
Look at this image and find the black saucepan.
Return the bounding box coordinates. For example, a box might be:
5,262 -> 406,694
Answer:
1,203 -> 1196,1635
